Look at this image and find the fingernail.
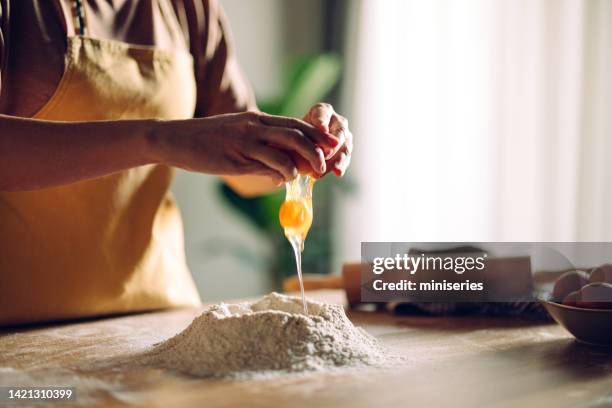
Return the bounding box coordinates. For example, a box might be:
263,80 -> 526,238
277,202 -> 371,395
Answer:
315,147 -> 325,161
315,147 -> 327,174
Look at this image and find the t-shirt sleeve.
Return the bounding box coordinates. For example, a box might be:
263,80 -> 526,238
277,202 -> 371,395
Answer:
180,0 -> 257,117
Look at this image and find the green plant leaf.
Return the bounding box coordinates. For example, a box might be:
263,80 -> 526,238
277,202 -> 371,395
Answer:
279,54 -> 342,117
217,183 -> 284,231
257,100 -> 282,116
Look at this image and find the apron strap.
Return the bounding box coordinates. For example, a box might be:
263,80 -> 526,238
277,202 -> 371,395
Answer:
70,0 -> 89,36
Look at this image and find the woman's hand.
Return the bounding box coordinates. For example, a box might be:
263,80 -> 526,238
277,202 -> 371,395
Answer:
303,103 -> 353,177
153,111 -> 340,185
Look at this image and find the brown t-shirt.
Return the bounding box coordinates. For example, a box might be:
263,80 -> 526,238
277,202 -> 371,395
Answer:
0,0 -> 255,118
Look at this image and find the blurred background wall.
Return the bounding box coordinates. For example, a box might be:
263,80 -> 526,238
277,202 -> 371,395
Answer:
172,0 -> 612,301
338,0 -> 612,261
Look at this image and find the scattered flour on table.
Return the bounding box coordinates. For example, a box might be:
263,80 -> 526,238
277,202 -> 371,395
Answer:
145,293 -> 390,378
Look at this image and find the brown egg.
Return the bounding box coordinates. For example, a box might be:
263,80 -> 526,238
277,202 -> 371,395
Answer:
589,264 -> 612,284
562,290 -> 580,307
576,282 -> 612,309
552,270 -> 590,302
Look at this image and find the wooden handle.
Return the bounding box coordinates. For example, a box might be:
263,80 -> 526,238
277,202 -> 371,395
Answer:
342,262 -> 362,307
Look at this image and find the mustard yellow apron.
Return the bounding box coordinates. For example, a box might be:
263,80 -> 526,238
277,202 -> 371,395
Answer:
0,0 -> 201,326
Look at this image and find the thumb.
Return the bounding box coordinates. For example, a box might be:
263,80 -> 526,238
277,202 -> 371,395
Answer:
306,103 -> 334,133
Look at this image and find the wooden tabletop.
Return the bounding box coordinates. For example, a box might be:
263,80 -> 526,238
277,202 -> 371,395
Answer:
1,290 -> 611,408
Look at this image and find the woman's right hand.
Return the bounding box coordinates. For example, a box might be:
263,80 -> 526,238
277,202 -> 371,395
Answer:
152,111 -> 340,185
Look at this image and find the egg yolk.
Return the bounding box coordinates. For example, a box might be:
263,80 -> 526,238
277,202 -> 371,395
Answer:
279,199 -> 310,230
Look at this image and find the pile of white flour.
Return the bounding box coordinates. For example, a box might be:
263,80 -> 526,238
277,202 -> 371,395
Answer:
146,293 -> 388,378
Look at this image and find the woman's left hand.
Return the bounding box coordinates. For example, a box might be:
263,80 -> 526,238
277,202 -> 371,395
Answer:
303,103 -> 353,177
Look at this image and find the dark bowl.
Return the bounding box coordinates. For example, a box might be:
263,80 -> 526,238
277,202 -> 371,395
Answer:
542,301 -> 612,346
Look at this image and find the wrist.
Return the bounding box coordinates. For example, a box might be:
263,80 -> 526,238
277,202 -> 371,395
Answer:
143,118 -> 173,165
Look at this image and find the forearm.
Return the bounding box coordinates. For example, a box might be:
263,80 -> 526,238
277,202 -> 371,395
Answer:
0,114 -> 157,191
0,110 -> 335,194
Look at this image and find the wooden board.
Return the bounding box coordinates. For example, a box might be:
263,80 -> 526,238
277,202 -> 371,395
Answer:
1,290 -> 611,408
